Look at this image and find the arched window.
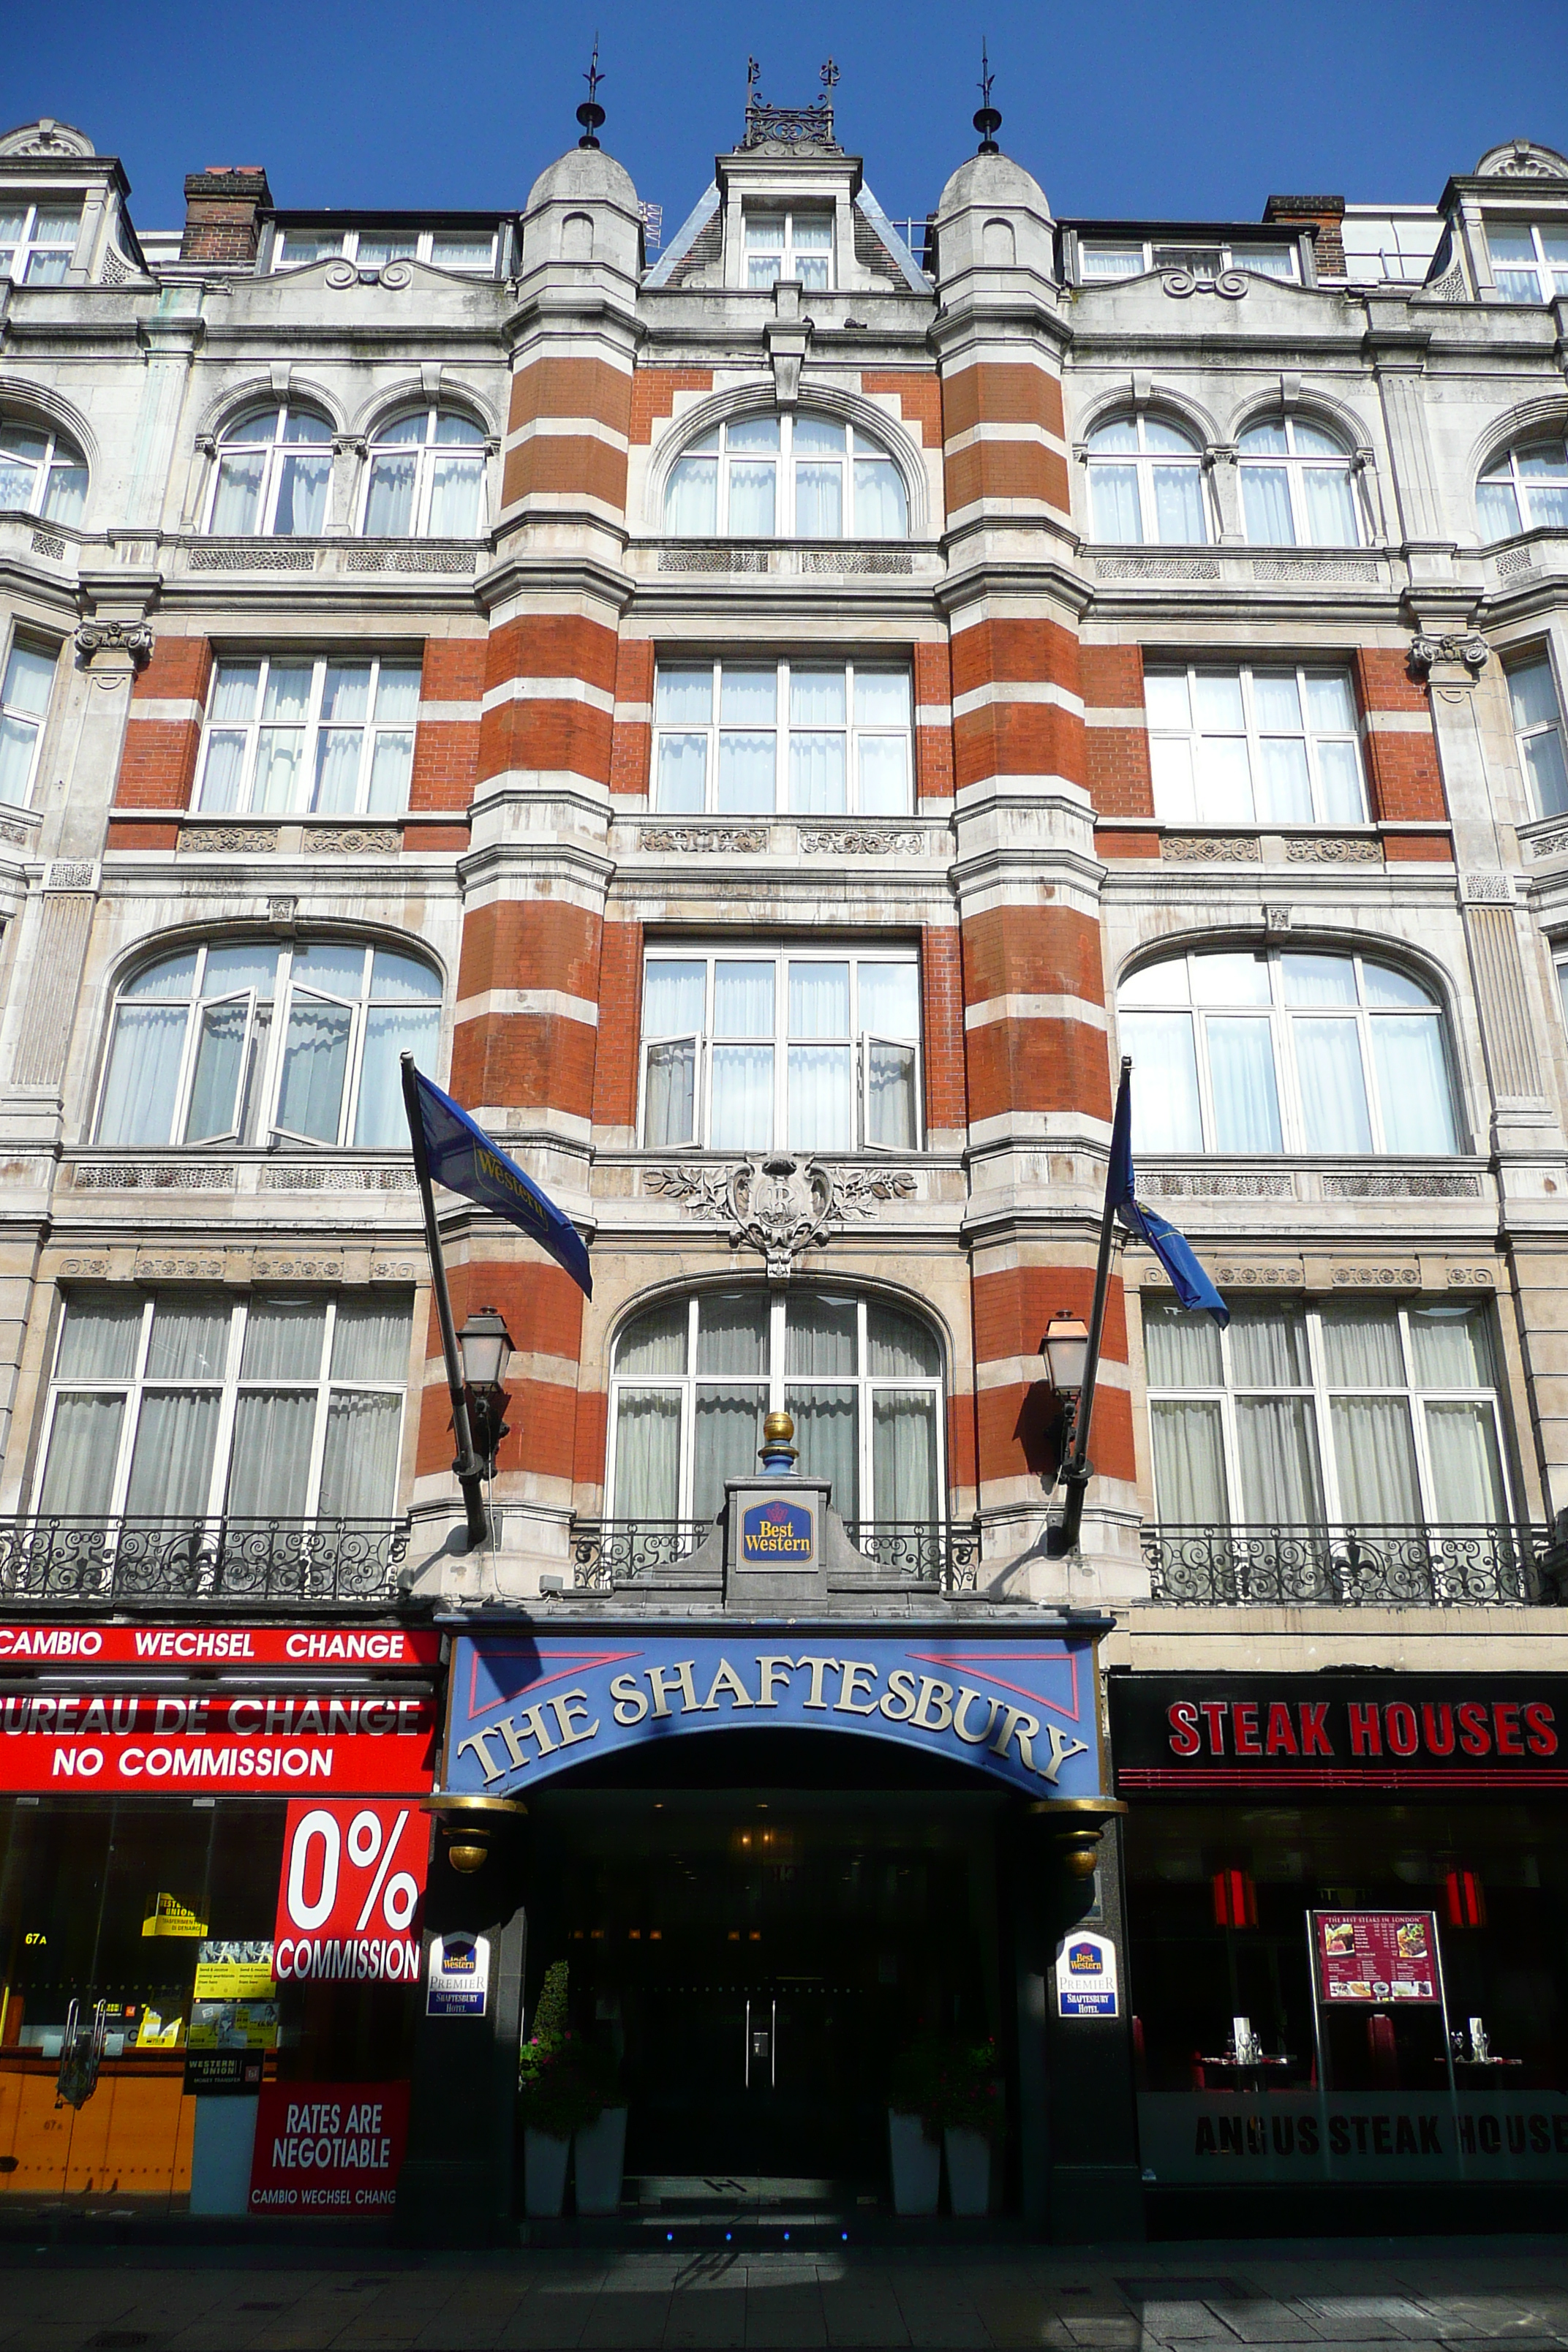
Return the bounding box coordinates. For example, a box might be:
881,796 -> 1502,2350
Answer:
1478,437 -> 1568,538
96,939 -> 440,1151
1085,414 -> 1207,544
208,402 -> 333,537
362,407 -> 487,538
665,411 -> 908,540
610,1287 -> 943,1528
1238,415 -> 1361,546
1118,946 -> 1460,1157
0,418 -> 86,524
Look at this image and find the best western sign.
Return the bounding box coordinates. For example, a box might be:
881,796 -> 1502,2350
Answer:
445,1634 -> 1103,1800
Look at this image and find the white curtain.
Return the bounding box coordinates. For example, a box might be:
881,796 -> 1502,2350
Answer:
617,1300 -> 687,1376
728,461 -> 776,535
1148,736 -> 1196,822
613,1388 -> 682,1518
853,460 -> 906,538
786,1292 -> 855,1375
1477,479 -> 1521,540
319,1392 -> 402,1516
366,730 -> 414,813
1523,728 -> 1568,820
711,1045 -> 772,1148
355,1003 -> 438,1147
1194,734 -> 1254,822
146,1297 -> 229,1381
1119,1011 -> 1202,1152
1315,738 -> 1366,822
125,1391 -> 220,1518
1230,1305 -> 1311,1387
656,734 -> 708,812
39,1394 -> 124,1515
868,1302 -> 939,1378
1321,1305 -> 1402,1387
1409,1305 -> 1493,1388
666,457 -> 717,535
0,715 -> 39,804
274,453 -> 330,535
693,1389 -> 763,1519
1090,465 -> 1142,542
184,998 -> 249,1142
789,1385 -> 857,1515
241,1299 -> 327,1380
1256,736 -> 1313,823
788,733 -> 846,813
196,730 -> 249,811
1370,1017 -> 1457,1153
794,462 -> 843,537
1144,1305 -> 1223,1388
856,735 -> 911,813
1237,1398 -> 1323,1523
1241,466 -> 1295,543
1302,466 -> 1359,546
428,456 -> 483,537
716,732 -> 774,811
872,1389 -> 936,1522
696,1294 -> 767,1374
644,1039 -> 696,1146
1205,1017 -> 1282,1151
227,1391 -> 314,1518
1151,1398 -> 1228,1521
1152,464 -> 1206,543
1292,1019 -> 1373,1151
1330,1395 -> 1420,1522
363,454 -> 415,535
859,962 -> 918,1039
58,1294 -> 143,1381
331,1296 -> 412,1381
1425,1401 -> 1507,1523
211,452 -> 265,535
276,994 -> 353,1141
789,1046 -> 853,1149
866,1040 -> 916,1147
312,729 -> 363,814
97,1004 -> 187,1145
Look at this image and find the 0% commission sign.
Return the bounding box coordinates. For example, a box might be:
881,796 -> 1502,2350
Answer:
274,1799 -> 429,1984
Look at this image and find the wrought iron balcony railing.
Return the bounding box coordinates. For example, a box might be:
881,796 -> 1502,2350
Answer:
0,1516 -> 412,1609
1143,1523 -> 1556,1609
570,1518 -> 981,1594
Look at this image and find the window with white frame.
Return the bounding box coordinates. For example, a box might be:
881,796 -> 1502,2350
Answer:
744,211 -> 834,290
1145,665 -> 1366,826
0,636 -> 56,806
95,938 -> 440,1150
641,947 -> 921,1154
35,1287 -> 413,1523
1145,1297 -> 1510,1531
1477,438 -> 1568,539
0,203 -> 80,284
1085,414 -> 1207,543
195,655 -> 420,817
1485,224 -> 1568,304
208,403 -> 333,537
653,659 -> 912,817
1237,416 -> 1362,546
1118,946 -> 1460,1157
1507,653 -> 1568,819
273,225 -> 497,274
665,412 -> 908,539
0,418 -> 86,524
362,408 -> 487,537
610,1286 -> 943,1526
1079,238 -> 1297,282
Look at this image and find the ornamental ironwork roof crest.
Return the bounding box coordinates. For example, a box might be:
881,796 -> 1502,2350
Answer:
740,56 -> 845,156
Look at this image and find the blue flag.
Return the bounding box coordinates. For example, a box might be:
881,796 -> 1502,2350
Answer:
405,1065 -> 592,1299
1107,1066 -> 1227,1327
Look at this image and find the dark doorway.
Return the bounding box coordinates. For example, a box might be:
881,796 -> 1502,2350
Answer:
527,1778 -> 1006,2191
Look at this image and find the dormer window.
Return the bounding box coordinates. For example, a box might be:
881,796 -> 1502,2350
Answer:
0,203 -> 80,284
272,225 -> 497,274
1079,238 -> 1297,283
666,411 -> 907,540
745,211 -> 833,291
1486,224 -> 1568,304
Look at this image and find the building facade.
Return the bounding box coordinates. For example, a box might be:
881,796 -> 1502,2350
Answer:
3,88 -> 1568,2234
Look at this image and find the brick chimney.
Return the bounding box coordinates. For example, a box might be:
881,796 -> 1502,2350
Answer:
181,166 -> 272,264
1263,193 -> 1346,278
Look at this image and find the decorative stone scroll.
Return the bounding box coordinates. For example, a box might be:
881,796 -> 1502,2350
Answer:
1409,630 -> 1488,677
1160,834 -> 1260,862
638,827 -> 767,854
59,1257 -> 110,1280
1447,1266 -> 1497,1288
1162,268 -> 1247,300
1284,836 -> 1382,864
647,1156 -> 917,1278
74,619 -> 152,669
306,826 -> 401,855
799,828 -> 927,856
177,826 -> 275,855
0,820 -> 29,850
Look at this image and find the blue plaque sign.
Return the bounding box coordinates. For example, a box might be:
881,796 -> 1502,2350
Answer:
443,1634 -> 1103,1801
740,1499 -> 814,1563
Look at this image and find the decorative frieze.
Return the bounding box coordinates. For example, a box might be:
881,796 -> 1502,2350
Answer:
135,1253 -> 224,1282
188,543 -> 316,571
1322,1172 -> 1482,1198
1252,558 -> 1379,584
1284,836 -> 1381,864
30,529 -> 66,561
343,547 -> 476,573
75,1161 -> 234,1191
177,825 -> 274,855
1098,555 -> 1221,581
58,1257 -> 110,1280
1330,1264 -> 1420,1288
1446,1265 -> 1497,1287
260,1165 -> 416,1191
1159,834 -> 1260,862
1137,1171 -> 1296,1197
306,826 -> 401,855
638,827 -> 768,854
252,1256 -> 346,1283
799,828 -> 927,856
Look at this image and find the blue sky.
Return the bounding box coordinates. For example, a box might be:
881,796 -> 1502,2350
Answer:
18,0 -> 1568,240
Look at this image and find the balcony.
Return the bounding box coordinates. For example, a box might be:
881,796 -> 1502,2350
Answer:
1142,1523 -> 1557,1608
570,1519 -> 981,1596
0,1517 -> 412,1610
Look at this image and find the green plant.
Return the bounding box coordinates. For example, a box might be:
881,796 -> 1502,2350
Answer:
887,2033 -> 1001,2143
516,1960 -> 622,2136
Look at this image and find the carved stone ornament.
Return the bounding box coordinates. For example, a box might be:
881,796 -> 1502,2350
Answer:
1163,268 -> 1247,301
1284,835 -> 1382,864
1447,1265 -> 1496,1288
176,826 -> 275,855
1160,834 -> 1261,862
648,1156 -> 917,1277
1477,139 -> 1568,181
74,620 -> 152,670
1408,630 -> 1488,677
638,827 -> 767,854
799,828 -> 927,856
307,826 -> 401,855
1330,1264 -> 1420,1288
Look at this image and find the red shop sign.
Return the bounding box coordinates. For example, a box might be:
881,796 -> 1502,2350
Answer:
248,2080 -> 410,2214
0,1624 -> 440,1669
1313,1909 -> 1441,2005
0,1690 -> 437,1794
274,1800 -> 429,1986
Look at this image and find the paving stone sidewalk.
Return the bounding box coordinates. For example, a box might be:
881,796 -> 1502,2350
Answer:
3,2236 -> 1568,2352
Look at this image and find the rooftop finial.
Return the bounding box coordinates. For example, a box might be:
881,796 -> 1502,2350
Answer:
576,36 -> 606,149
974,39 -> 1002,154
820,57 -> 840,92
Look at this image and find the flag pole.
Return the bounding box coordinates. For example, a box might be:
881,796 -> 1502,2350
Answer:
402,1052 -> 489,1553
1050,1055 -> 1131,1559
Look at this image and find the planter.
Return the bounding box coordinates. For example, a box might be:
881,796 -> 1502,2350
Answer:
573,2105 -> 627,2215
523,2126 -> 571,2217
943,2125 -> 991,2216
887,2108 -> 941,2215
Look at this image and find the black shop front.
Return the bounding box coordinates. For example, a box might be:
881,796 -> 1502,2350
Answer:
1109,1667 -> 1568,2232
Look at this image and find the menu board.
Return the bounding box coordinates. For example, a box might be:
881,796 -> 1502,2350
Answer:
1313,1909 -> 1440,2003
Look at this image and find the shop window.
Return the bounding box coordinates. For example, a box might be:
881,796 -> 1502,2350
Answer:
640,945 -> 921,1152
1507,653 -> 1568,818
1237,415 -> 1363,547
1144,1297 -> 1512,1531
34,1286 -> 414,1523
95,938 -> 440,1150
1144,664 -> 1366,826
1085,414 -> 1208,545
206,403 -> 333,537
194,655 -> 421,818
608,1286 -> 943,1526
652,661 -> 913,818
1477,437 -> 1568,540
1118,946 -> 1459,1156
0,416 -> 87,523
664,412 -> 908,540
361,407 -> 487,538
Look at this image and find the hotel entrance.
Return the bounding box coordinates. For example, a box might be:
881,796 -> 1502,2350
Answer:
525,1772 -> 1009,2192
